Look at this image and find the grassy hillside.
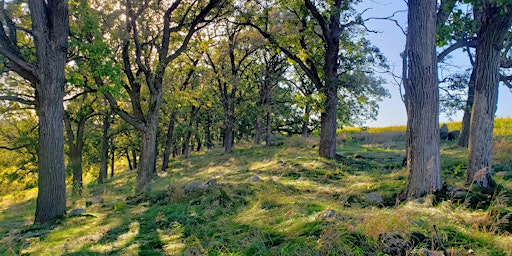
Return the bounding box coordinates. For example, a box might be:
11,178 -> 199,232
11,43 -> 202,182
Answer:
1,121 -> 512,255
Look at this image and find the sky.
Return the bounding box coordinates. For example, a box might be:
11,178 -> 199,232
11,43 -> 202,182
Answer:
356,1 -> 512,127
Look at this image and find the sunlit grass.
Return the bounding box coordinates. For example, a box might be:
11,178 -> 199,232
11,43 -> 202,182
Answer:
1,122 -> 511,255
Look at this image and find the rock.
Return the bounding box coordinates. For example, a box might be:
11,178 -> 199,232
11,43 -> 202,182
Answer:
86,197 -> 104,207
472,167 -> 496,188
448,130 -> 460,140
183,182 -> 208,194
248,176 -> 261,182
68,208 -> 85,217
206,178 -> 218,186
365,192 -> 384,204
440,124 -> 449,140
379,233 -> 409,255
421,249 -> 445,256
318,209 -> 341,220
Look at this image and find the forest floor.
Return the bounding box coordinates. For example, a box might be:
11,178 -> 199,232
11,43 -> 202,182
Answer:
1,120 -> 512,255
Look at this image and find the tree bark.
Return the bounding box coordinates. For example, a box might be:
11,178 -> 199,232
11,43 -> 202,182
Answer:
63,112 -> 86,195
110,144 -> 115,178
28,0 -> 69,223
402,0 -> 442,198
126,149 -> 133,170
99,110 -> 111,184
254,116 -> 263,145
458,68 -> 475,148
136,116 -> 159,193
467,1 -> 512,186
265,110 -> 272,146
132,147 -> 137,169
224,115 -> 235,154
318,81 -> 338,158
195,121 -> 202,151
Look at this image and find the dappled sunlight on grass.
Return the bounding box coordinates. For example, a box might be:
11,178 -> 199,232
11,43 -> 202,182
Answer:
2,123 -> 512,254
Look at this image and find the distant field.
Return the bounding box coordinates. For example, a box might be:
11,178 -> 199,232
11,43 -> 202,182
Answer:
343,117 -> 512,136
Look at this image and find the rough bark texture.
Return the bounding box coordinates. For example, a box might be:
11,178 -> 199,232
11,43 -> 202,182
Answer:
136,116 -> 159,193
98,110 -> 110,184
316,0 -> 342,159
26,0 -> 69,223
402,0 -> 442,198
458,68 -> 475,148
467,1 -> 512,186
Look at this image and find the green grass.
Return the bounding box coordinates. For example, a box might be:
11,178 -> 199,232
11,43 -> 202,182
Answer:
1,122 -> 512,255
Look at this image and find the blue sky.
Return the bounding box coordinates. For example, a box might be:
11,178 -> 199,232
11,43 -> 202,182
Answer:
356,1 -> 512,127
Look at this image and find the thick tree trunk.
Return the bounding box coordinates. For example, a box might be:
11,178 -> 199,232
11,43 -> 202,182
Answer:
458,69 -> 476,148
301,105 -> 310,138
136,116 -> 159,193
318,78 -> 338,158
467,3 -> 512,186
317,0 -> 341,159
402,0 -> 442,198
265,111 -> 272,146
30,0 -> 68,223
224,115 -> 235,154
161,111 -> 177,171
99,111 -> 110,184
254,116 -> 263,145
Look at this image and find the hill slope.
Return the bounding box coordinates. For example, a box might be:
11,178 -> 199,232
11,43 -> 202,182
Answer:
1,128 -> 512,255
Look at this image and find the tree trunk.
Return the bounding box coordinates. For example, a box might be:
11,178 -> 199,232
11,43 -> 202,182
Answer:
195,121 -> 202,151
126,149 -> 133,170
317,0 -> 342,159
318,78 -> 338,158
132,147 -> 138,169
63,112 -> 85,195
458,68 -> 476,148
30,0 -> 69,223
402,0 -> 442,198
265,111 -> 272,146
99,111 -> 110,184
110,144 -> 115,178
254,116 -> 263,145
183,106 -> 198,158
467,2 -> 512,186
224,115 -> 235,154
161,111 -> 177,171
70,153 -> 83,195
301,105 -> 310,138
205,113 -> 214,149
136,116 -> 159,193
